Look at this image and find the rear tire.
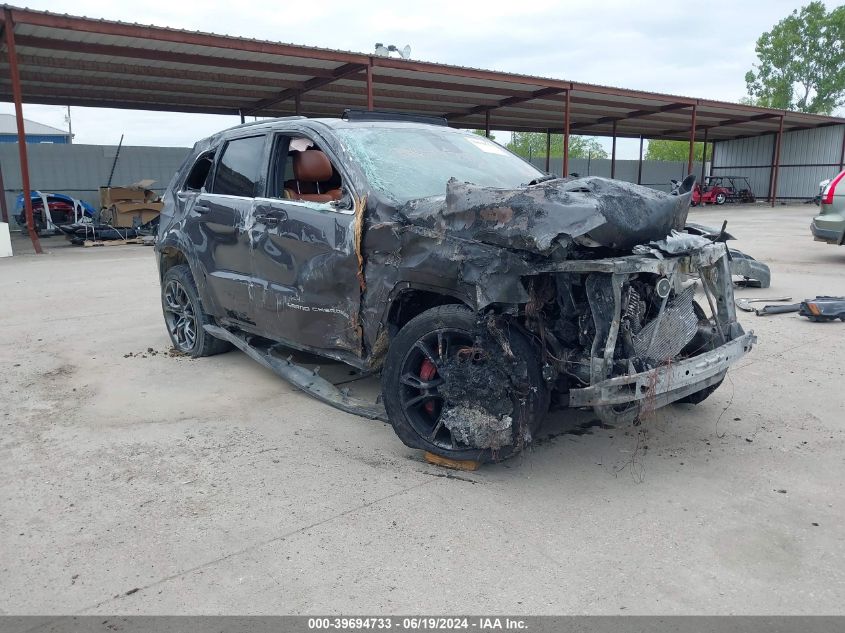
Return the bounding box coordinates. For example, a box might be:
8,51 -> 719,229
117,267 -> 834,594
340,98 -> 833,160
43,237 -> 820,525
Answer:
161,264 -> 232,358
381,305 -> 548,462
715,192 -> 727,205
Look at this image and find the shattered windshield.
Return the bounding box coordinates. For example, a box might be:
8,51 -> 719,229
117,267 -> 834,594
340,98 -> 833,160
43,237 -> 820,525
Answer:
335,126 -> 544,203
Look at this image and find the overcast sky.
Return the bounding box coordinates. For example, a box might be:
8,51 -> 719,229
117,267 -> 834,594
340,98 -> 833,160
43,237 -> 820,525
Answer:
1,0 -> 838,159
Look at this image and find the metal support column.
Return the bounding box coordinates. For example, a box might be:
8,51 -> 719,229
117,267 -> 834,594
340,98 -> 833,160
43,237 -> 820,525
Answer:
545,131 -> 551,172
839,124 -> 845,170
366,63 -> 374,111
700,127 -> 709,185
610,121 -> 617,179
637,136 -> 644,185
710,140 -> 717,178
770,115 -> 784,207
687,104 -> 697,175
239,110 -> 245,124
563,89 -> 571,178
294,93 -> 302,116
484,109 -> 490,138
4,10 -> 42,253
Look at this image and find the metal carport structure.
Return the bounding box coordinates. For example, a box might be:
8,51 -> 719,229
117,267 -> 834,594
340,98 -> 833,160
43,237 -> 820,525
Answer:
2,4 -> 844,253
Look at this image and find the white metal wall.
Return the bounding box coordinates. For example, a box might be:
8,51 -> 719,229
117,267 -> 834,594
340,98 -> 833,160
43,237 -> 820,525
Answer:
712,124 -> 845,201
0,143 -> 190,227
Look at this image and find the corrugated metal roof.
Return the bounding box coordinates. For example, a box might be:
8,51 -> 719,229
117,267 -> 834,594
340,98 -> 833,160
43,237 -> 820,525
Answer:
0,112 -> 68,136
1,4 -> 844,141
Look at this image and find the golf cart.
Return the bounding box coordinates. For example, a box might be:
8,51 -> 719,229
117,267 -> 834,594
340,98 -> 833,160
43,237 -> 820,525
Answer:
691,176 -> 756,206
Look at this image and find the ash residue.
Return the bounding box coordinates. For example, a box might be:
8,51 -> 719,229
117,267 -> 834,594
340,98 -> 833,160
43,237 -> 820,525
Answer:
441,405 -> 513,450
124,347 -> 190,359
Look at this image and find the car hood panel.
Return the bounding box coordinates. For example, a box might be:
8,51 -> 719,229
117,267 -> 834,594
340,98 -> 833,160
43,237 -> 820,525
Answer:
397,176 -> 692,255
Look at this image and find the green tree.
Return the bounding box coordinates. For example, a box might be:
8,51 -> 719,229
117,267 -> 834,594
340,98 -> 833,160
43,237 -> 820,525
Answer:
505,132 -> 607,159
745,1 -> 845,114
569,136 -> 608,159
472,129 -> 489,137
645,140 -> 706,162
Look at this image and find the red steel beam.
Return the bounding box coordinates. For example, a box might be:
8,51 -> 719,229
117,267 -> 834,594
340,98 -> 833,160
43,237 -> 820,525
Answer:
610,120 -> 617,179
13,35 -> 341,78
770,115 -> 785,207
8,7 -> 368,65
563,89 -> 571,177
545,131 -> 551,172
243,62 -> 366,114
572,102 -> 690,130
711,141 -> 717,175
700,127 -> 709,185
0,90 -> 241,115
366,63 -> 374,111
445,87 -> 563,119
687,105 -> 697,174
3,10 -> 41,253
371,55 -> 570,90
0,84 -> 242,113
637,135 -> 644,184
372,73 -> 534,98
660,112 -> 780,136
839,125 -> 845,170
13,70 -> 279,101
2,53 -> 301,90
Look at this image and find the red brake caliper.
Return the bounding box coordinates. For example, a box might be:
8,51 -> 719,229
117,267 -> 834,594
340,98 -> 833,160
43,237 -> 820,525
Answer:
419,358 -> 437,415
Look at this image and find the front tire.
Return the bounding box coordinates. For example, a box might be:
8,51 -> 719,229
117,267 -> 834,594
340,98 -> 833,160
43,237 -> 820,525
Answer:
161,264 -> 232,358
381,305 -> 548,462
715,192 -> 727,205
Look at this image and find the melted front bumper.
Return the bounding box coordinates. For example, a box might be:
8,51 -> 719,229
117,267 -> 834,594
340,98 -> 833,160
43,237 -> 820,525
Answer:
568,331 -> 756,408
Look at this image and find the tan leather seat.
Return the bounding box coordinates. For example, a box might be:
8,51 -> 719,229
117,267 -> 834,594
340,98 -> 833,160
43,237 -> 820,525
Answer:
284,150 -> 342,202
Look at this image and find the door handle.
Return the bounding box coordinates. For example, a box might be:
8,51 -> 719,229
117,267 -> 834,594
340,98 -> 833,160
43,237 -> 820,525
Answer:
193,204 -> 210,215
256,210 -> 287,226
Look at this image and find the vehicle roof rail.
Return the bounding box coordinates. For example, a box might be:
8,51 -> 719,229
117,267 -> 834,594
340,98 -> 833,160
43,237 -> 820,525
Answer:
233,115 -> 306,129
341,109 -> 448,126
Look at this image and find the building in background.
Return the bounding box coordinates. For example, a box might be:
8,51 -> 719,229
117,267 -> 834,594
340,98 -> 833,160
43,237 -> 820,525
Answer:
0,114 -> 71,144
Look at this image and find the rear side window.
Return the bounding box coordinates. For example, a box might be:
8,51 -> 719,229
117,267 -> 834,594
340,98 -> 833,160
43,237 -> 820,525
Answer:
183,152 -> 214,191
211,135 -> 266,197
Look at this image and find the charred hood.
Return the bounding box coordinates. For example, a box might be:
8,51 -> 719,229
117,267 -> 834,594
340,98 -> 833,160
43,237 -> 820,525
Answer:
397,176 -> 693,256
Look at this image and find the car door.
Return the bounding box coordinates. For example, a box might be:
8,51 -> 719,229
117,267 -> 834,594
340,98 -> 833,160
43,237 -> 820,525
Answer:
250,131 -> 362,357
186,134 -> 267,327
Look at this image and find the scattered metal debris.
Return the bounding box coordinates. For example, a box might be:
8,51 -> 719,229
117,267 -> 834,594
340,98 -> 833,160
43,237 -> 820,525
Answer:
684,221 -> 771,288
755,303 -> 801,316
736,297 -> 792,313
740,296 -> 845,319
800,297 -> 845,322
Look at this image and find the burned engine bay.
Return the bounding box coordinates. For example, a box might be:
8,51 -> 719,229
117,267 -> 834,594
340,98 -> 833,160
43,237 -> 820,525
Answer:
360,174 -> 756,438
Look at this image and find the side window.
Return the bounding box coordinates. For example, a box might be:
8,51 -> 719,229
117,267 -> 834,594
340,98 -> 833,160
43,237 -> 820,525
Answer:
182,151 -> 214,191
211,135 -> 266,197
267,134 -> 348,208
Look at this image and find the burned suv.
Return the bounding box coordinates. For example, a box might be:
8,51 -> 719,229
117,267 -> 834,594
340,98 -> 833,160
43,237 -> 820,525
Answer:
156,110 -> 755,462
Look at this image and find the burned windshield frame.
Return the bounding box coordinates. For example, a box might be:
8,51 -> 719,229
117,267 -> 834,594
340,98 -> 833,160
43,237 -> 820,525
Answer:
334,125 -> 544,203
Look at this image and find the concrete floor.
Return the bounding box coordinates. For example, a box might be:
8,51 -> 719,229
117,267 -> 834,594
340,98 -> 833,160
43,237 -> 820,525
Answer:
1,203 -> 844,615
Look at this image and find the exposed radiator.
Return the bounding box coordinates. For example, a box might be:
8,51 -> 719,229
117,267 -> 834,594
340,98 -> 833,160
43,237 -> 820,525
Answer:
633,285 -> 698,362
